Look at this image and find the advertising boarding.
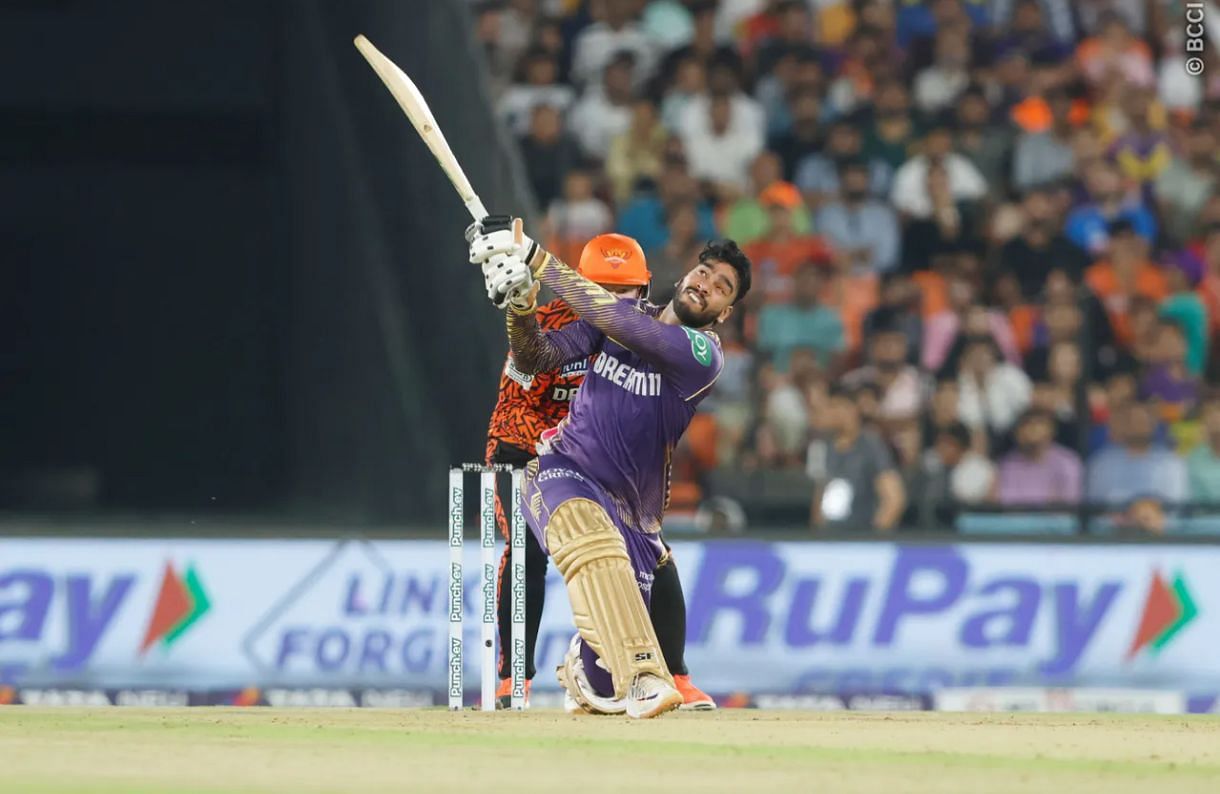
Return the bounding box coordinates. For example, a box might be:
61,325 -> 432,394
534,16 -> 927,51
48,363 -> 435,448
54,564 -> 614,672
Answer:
1,538 -> 1216,703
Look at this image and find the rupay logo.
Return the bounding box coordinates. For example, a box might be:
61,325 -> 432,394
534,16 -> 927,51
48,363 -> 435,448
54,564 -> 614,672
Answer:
1126,570 -> 1198,659
139,562 -> 210,656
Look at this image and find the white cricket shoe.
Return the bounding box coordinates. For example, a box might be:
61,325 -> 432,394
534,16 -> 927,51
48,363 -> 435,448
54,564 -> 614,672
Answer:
625,673 -> 683,719
556,633 -> 625,716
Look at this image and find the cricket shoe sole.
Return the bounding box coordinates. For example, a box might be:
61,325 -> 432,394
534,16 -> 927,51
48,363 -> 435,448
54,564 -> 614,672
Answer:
625,673 -> 683,719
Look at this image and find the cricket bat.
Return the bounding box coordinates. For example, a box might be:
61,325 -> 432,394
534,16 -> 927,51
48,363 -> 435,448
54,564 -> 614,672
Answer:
354,34 -> 488,221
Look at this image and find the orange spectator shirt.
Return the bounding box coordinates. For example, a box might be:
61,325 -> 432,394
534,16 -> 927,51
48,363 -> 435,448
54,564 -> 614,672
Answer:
1084,260 -> 1169,347
745,235 -> 836,304
484,299 -> 587,461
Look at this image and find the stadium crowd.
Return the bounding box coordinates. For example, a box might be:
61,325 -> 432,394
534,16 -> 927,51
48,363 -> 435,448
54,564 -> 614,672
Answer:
472,0 -> 1220,534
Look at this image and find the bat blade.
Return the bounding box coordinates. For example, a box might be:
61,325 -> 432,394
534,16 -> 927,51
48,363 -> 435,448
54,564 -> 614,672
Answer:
354,34 -> 487,220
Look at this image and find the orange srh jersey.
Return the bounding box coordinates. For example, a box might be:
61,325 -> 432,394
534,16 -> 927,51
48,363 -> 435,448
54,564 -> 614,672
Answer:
485,299 -> 587,459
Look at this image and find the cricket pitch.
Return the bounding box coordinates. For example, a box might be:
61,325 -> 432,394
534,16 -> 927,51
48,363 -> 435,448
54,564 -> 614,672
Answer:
3,708 -> 1219,793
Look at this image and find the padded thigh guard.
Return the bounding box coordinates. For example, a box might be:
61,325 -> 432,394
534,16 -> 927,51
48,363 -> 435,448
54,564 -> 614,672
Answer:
546,499 -> 672,698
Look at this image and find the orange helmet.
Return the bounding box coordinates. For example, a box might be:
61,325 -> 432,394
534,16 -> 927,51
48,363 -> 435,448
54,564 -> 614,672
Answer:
577,233 -> 651,287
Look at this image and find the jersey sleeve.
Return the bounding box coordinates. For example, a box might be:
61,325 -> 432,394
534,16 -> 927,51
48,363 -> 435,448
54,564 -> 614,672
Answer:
506,307 -> 602,376
529,249 -> 723,399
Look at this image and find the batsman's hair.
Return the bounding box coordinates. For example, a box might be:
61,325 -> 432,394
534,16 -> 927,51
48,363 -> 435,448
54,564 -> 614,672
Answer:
698,239 -> 752,304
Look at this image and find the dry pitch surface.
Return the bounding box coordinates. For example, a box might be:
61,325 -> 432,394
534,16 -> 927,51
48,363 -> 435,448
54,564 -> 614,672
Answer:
3,708 -> 1220,793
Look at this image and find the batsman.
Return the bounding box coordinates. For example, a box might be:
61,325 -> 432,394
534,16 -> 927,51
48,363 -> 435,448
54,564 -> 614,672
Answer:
484,233 -> 714,711
469,216 -> 750,718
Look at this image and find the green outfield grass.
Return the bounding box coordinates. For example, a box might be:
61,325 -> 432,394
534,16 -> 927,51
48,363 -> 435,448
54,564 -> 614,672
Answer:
2,708 -> 1219,793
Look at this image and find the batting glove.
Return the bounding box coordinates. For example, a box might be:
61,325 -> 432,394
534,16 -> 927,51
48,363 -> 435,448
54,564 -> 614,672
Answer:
468,215 -> 538,267
482,254 -> 536,311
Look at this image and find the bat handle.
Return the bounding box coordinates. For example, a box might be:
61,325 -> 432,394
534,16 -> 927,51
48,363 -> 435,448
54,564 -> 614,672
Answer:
465,196 -> 488,222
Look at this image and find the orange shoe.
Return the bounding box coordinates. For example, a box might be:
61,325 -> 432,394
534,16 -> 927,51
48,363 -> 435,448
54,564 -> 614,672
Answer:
495,677 -> 531,710
673,674 -> 716,711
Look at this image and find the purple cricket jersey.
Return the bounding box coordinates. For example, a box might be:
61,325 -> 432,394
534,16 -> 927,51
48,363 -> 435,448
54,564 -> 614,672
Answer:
506,252 -> 724,535
547,306 -> 722,534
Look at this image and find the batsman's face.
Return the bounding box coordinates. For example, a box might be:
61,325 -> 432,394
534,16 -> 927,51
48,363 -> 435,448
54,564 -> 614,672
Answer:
673,260 -> 737,327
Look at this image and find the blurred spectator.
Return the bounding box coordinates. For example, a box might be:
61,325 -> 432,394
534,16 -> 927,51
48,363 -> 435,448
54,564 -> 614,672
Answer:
1155,25 -> 1220,113
1075,11 -> 1154,90
816,158 -> 901,275
618,163 -> 717,252
757,349 -> 821,467
1119,495 -> 1169,535
808,385 -> 906,532
1024,268 -> 1121,379
902,0 -> 987,66
1127,295 -> 1164,365
1139,319 -> 1198,423
1107,88 -> 1171,188
913,27 -> 972,114
1201,224 -> 1220,349
825,26 -> 894,118
571,0 -> 657,87
955,87 -> 1012,193
768,89 -> 823,181
1160,250 -> 1210,376
987,47 -> 1035,118
956,336 -> 1033,439
757,261 -> 845,371
499,47 -> 575,136
922,376 -> 961,450
663,1 -> 741,78
1087,401 -> 1188,507
1188,393 -> 1220,504
864,273 -> 923,357
605,98 -> 667,204
722,152 -> 814,245
640,0 -> 695,50
568,50 -> 637,159
1084,220 -> 1168,348
744,182 -> 836,305
681,90 -> 765,195
1155,121 -> 1219,246
1065,160 -> 1157,255
1076,1 -> 1146,36
992,0 -> 1076,57
812,0 -> 857,47
1012,89 -> 1078,191
851,381 -> 883,428
890,121 -> 987,220
498,0 -> 543,86
917,422 -> 996,526
997,408 -> 1084,506
997,188 -> 1088,300
646,201 -> 702,303
660,55 -> 706,132
842,322 -> 925,422
700,319 -> 754,467
475,2 -> 514,96
795,119 -> 891,207
863,80 -> 920,172
529,17 -> 570,79
518,104 -> 580,209
1046,340 -> 1084,403
758,48 -> 825,138
924,277 -> 1021,373
546,168 -> 614,266
755,1 -> 816,77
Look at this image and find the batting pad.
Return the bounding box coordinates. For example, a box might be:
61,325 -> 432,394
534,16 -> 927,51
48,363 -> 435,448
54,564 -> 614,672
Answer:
546,499 -> 671,698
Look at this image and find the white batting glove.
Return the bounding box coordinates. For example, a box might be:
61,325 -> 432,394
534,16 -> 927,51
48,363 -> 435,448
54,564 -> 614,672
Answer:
468,215 -> 537,266
482,254 -> 536,311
